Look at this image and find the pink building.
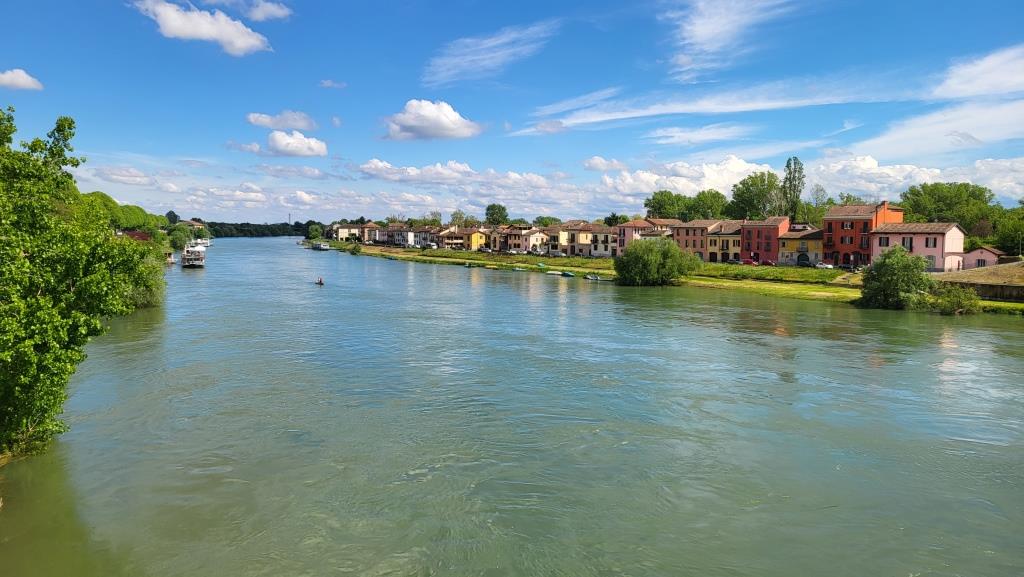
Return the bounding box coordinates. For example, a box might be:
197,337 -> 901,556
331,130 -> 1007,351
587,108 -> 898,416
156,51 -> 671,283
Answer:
870,222 -> 966,272
962,246 -> 1006,269
740,216 -> 790,263
616,218 -> 683,251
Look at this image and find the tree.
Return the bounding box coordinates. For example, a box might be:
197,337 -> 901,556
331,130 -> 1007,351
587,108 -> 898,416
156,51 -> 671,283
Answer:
306,223 -> 323,239
449,209 -> 468,227
485,203 -> 509,225
838,192 -> 866,205
614,238 -> 702,285
165,210 -> 180,225
780,156 -> 805,220
899,182 -> 997,235
682,189 -> 729,221
858,247 -> 932,309
1,108 -> 164,456
509,217 -> 529,225
729,172 -> 780,219
995,215 -> 1024,255
533,215 -> 562,227
604,213 -> 629,226
644,190 -> 688,219
795,184 -> 832,226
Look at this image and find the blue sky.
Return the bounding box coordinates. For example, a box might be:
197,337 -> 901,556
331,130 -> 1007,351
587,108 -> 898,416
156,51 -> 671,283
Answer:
3,0 -> 1024,222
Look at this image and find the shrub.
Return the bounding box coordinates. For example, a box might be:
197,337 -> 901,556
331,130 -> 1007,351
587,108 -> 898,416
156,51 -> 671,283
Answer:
349,243 -> 362,255
927,282 -> 981,315
614,238 -> 702,286
858,247 -> 932,309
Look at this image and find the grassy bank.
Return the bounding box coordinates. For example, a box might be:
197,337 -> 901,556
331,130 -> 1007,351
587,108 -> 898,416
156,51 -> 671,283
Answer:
315,242 -> 1023,314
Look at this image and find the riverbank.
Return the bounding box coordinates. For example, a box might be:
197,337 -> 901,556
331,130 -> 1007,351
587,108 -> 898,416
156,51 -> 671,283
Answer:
313,241 -> 1024,315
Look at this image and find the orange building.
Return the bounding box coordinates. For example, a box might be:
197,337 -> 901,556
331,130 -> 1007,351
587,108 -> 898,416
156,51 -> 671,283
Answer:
823,201 -> 904,266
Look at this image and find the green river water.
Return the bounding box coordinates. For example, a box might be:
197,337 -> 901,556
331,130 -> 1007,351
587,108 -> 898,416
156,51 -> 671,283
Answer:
1,237 -> 1022,576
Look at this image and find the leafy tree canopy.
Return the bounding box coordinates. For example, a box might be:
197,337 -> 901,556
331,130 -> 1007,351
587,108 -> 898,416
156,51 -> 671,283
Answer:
484,203 -> 509,225
614,238 -> 703,286
858,246 -> 932,309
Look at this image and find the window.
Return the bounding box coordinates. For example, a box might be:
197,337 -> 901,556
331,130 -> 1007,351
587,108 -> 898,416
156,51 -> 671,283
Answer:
733,239 -> 740,247
826,222 -> 833,232
700,240 -> 704,248
764,242 -> 771,252
925,237 -> 937,248
842,221 -> 853,230
710,239 -> 717,247
862,222 -> 869,233
901,237 -> 913,250
878,236 -> 889,247
976,259 -> 986,268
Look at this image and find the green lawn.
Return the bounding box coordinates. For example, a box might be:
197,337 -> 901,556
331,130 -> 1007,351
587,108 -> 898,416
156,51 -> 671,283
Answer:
418,248 -> 616,270
695,262 -> 845,283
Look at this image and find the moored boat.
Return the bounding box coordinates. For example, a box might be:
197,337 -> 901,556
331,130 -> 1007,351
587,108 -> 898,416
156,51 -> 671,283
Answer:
312,241 -> 331,251
545,270 -> 562,275
181,245 -> 206,268
561,271 -> 575,277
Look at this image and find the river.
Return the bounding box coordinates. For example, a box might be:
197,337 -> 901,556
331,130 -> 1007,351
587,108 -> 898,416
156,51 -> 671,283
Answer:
1,237 -> 1022,576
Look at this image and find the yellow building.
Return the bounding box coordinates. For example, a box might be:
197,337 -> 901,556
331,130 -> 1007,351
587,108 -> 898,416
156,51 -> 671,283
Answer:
779,226 -> 824,265
461,229 -> 487,251
706,221 -> 742,262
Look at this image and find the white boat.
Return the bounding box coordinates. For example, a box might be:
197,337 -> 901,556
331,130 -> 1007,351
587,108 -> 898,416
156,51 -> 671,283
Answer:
195,238 -> 211,247
312,242 -> 331,251
181,245 -> 206,268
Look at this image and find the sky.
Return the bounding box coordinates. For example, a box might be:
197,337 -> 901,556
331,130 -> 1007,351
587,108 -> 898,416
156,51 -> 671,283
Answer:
3,0 -> 1024,223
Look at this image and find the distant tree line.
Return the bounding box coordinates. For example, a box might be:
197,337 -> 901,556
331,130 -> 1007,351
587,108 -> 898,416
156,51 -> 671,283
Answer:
204,220 -> 323,238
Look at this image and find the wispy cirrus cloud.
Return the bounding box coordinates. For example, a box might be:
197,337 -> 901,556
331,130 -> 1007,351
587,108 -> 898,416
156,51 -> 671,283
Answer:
932,43 -> 1024,99
422,20 -> 560,87
646,123 -> 755,146
134,0 -> 270,56
662,0 -> 793,82
532,87 -> 622,117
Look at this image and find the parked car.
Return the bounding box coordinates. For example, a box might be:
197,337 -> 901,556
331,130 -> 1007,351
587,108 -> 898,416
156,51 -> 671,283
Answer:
797,261 -> 813,267
760,260 -> 776,266
726,259 -> 742,265
815,262 -> 834,269
740,259 -> 759,266
426,242 -> 438,249
479,247 -> 492,253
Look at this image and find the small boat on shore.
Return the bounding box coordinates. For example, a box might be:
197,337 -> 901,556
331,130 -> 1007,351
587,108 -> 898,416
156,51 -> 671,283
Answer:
513,267 -> 526,271
545,270 -> 562,276
312,242 -> 331,251
584,274 -> 603,281
561,271 -> 575,277
181,245 -> 206,268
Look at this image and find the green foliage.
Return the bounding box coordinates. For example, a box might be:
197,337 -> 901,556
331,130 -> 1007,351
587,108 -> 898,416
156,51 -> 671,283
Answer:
698,263 -> 844,283
306,223 -> 323,239
780,157 -> 805,220
644,190 -> 688,219
533,215 -> 562,227
168,224 -> 192,250
838,192 -> 867,205
614,238 -> 702,286
682,189 -> 729,221
994,214 -> 1024,255
205,221 -> 308,237
349,243 -> 362,255
795,184 -> 833,227
858,247 -> 932,309
485,203 -> 509,225
925,282 -> 981,315
729,172 -> 781,219
900,182 -> 996,236
1,108 -> 164,456
508,217 -> 529,225
165,210 -> 180,224
604,212 -> 629,226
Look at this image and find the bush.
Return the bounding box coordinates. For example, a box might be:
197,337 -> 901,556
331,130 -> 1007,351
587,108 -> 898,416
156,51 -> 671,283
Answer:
614,238 -> 702,286
349,243 -> 362,255
927,282 -> 981,315
858,247 -> 932,309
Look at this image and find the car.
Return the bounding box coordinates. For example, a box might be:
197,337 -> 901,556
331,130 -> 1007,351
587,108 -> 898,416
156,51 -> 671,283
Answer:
797,261 -> 813,267
479,247 -> 492,253
760,260 -> 776,266
740,259 -> 759,266
726,259 -> 742,265
815,262 -> 834,269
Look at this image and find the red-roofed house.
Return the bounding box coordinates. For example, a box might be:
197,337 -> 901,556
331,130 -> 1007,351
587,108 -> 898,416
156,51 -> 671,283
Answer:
740,216 -> 790,263
823,201 -> 904,266
870,222 -> 965,271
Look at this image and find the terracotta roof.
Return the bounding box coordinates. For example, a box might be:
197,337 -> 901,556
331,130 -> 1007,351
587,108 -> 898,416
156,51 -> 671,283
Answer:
588,224 -> 615,234
677,219 -> 724,229
618,219 -> 654,228
639,229 -> 671,237
647,218 -> 685,226
361,222 -> 380,228
824,203 -> 903,219
966,246 -> 1006,256
741,216 -> 789,227
780,228 -> 824,240
872,222 -> 963,234
709,221 -> 743,235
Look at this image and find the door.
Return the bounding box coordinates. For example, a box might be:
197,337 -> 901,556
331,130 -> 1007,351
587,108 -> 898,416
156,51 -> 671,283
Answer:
797,253 -> 809,265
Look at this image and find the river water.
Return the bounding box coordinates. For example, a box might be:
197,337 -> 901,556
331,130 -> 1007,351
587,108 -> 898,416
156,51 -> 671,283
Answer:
1,237 -> 1022,576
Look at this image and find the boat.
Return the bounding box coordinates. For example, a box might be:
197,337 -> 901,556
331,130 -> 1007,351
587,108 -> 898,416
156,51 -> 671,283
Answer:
180,245 -> 206,268
164,251 -> 176,265
536,263 -> 547,268
561,271 -> 575,277
545,270 -> 562,275
195,238 -> 211,247
485,265 -> 498,270
584,274 -> 601,280
312,241 -> 331,251
512,267 -> 526,271
314,277 -> 325,286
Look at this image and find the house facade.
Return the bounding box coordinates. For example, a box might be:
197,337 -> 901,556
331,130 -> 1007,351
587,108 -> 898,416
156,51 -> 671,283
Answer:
823,202 -> 904,266
359,222 -> 381,242
707,221 -> 742,262
870,222 -> 965,271
461,229 -> 487,251
330,223 -> 363,241
778,225 -> 824,265
522,229 -> 549,253
740,216 -> 790,263
962,246 -> 1006,269
588,225 -> 618,257
673,219 -> 746,261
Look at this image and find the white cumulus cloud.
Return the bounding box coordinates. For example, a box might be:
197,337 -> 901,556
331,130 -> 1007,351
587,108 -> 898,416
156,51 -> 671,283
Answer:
246,110 -> 317,130
248,0 -> 291,21
134,0 -> 270,56
0,68 -> 43,90
267,130 -> 328,156
94,166 -> 155,186
583,156 -> 629,172
385,100 -> 482,140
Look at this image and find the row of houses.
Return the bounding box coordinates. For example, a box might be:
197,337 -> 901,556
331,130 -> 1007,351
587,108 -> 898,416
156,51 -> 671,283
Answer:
326,202 -> 1005,271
